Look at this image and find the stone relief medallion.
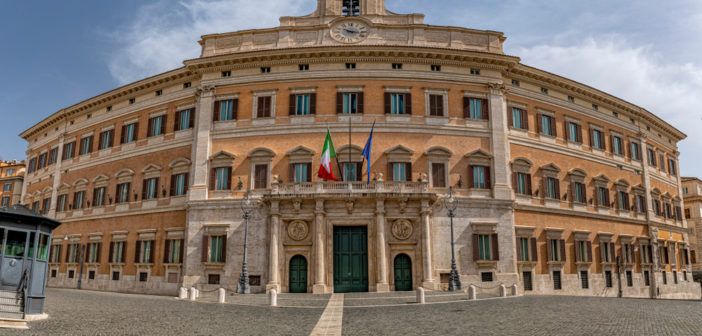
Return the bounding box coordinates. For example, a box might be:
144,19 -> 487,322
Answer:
391,219 -> 413,240
287,220 -> 309,241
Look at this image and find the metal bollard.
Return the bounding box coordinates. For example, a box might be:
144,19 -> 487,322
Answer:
179,287 -> 187,299
468,285 -> 477,300
189,287 -> 198,301
269,289 -> 278,307
218,288 -> 226,304
416,287 -> 425,304
511,284 -> 519,296
499,284 -> 507,297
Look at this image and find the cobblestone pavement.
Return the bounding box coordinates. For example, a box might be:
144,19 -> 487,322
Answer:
4,288 -> 702,335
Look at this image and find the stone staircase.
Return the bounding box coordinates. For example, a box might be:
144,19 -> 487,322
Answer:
0,289 -> 27,329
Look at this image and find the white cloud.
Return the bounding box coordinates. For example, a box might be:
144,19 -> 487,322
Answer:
107,0 -> 311,84
515,36 -> 702,177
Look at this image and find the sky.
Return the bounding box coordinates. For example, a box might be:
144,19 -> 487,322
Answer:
1,0 -> 701,177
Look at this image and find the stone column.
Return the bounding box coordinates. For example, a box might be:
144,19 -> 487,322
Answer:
313,200 -> 326,294
487,83 -> 512,201
188,85 -> 216,201
420,200 -> 435,289
375,199 -> 389,292
266,200 -> 281,293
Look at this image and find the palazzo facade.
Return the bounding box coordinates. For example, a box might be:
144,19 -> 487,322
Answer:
20,0 -> 700,299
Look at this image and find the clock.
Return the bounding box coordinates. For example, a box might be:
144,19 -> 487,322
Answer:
330,20 -> 370,44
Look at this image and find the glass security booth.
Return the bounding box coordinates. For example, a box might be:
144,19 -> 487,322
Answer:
0,205 -> 60,317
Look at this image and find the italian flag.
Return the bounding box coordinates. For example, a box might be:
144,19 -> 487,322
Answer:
318,128 -> 338,181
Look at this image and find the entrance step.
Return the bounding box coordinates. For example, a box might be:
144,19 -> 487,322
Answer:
0,303 -> 23,313
0,317 -> 28,330
0,297 -> 21,306
0,311 -> 24,321
0,290 -> 19,300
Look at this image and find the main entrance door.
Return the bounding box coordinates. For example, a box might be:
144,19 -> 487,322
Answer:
289,255 -> 307,293
393,254 -> 412,291
333,226 -> 368,293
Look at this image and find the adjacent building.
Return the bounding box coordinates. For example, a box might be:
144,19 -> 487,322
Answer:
0,161 -> 25,208
682,177 -> 702,280
19,0 -> 699,299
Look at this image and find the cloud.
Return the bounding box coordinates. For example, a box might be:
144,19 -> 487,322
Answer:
107,0 -> 312,84
515,36 -> 702,177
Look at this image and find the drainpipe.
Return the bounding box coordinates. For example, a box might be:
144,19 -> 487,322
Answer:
616,256 -> 623,298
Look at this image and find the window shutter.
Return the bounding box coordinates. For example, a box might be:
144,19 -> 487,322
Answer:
201,236 -> 209,263
169,175 -> 176,196
559,239 -> 566,262
462,97 -> 469,118
89,136 -> 95,153
521,109 -> 529,130
213,101 -> 220,121
357,92 -> 364,114
516,237 -> 522,261
530,238 -> 538,261
564,122 -> 570,141
526,174 -> 532,195
405,94 -> 412,114
209,168 -> 216,190
405,162 -> 412,182
149,240 -> 155,263
627,142 -> 631,158
48,245 -> 53,262
336,93 -> 343,114
549,116 -> 556,137
491,233 -> 499,261
174,111 -> 181,131
481,99 -> 489,120
385,93 -> 392,114
546,239 -> 552,261
289,164 -> 295,183
179,240 -> 184,263
610,243 -> 615,262
554,179 -> 561,199
306,163 -> 313,182
120,126 -> 126,144
574,240 -> 581,262
183,173 -> 189,194
133,123 -> 139,141
189,109 -> 196,127
587,241 -> 593,262
599,132 -> 606,151
121,242 -> 127,262
164,240 -> 171,263
576,124 -> 582,143
589,129 -> 594,148
355,162 -> 362,182
507,108 -> 514,127
600,241 -> 606,263
289,94 -> 296,116
537,114 -> 543,133
310,93 -> 316,115
485,167 -> 492,189
511,172 -> 517,193
231,100 -> 238,120
609,135 -> 614,154
647,245 -> 653,263
147,118 -> 154,137
226,167 -> 233,190
134,241 -> 141,263
161,115 -> 167,134
109,242 -> 114,263
605,189 -> 610,207
141,179 -> 147,200
468,166 -> 475,188
221,235 -> 227,263
472,234 -> 479,261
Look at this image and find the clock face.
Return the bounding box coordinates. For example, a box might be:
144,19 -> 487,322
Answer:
330,20 -> 370,44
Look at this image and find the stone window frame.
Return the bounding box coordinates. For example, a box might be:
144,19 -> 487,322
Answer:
507,100 -> 529,132
592,174 -> 611,208
661,192 -> 673,220
536,108 -> 557,138
248,147 -> 275,190
135,229 -> 157,267
613,179 -> 631,212
56,183 -> 71,212
465,149 -> 493,190
544,228 -> 565,265
423,87 -> 449,119
213,92 -> 240,123
540,163 -> 561,200
567,168 -> 587,204
631,184 -> 646,213
141,164 -> 163,200
564,116 -> 583,144
169,158 -> 192,175
672,196 -> 683,222
202,224 -> 229,269
208,151 -> 236,192
573,230 -> 593,265
628,137 -> 642,161
114,169 -> 135,204
384,145 -> 414,182
646,145 -> 658,167
336,85 -> 365,115
588,123 -> 606,151
109,230 -> 129,264
610,130 -> 625,157
656,150 -> 667,173
470,221 -> 499,268
425,146 -> 452,189
462,90 -> 489,122
286,146 -> 316,183
384,86 -> 412,116
618,235 -> 636,266
637,237 -> 652,265
91,175 -> 109,207
336,144 -> 363,182
514,226 -> 537,264
72,179 -> 89,210
252,89 -> 278,119
598,232 -> 615,266
511,157 -> 533,197
289,86 -> 317,117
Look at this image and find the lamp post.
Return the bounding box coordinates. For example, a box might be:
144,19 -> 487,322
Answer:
237,191 -> 256,294
443,187 -> 461,291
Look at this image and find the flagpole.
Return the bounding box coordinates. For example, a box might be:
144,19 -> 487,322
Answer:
333,123 -> 343,181
348,116 -> 352,181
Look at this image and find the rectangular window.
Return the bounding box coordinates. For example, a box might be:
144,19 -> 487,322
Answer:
139,272 -> 148,282
568,96 -> 575,103
613,136 -> 623,155
553,271 -> 561,290
468,98 -> 484,119
294,163 -> 309,183
605,271 -> 613,288
512,80 -> 520,87
112,272 -> 120,281
393,163 -> 407,182
472,166 -> 487,189
390,93 -> 406,114
540,115 -> 553,136
64,142 -> 75,160
581,271 -> 589,289
481,272 -> 493,282
254,164 -> 269,189
345,63 -> 356,69
550,239 -> 559,261
113,241 -> 124,263
218,100 -> 235,121
685,208 -> 691,219
257,96 -> 272,118
429,95 -> 444,116
299,64 -> 309,71
619,191 -> 630,210
631,142 -> 641,160
392,63 -> 403,70
174,109 -> 193,131
140,240 -> 153,264
49,148 -> 58,165
1,197 -> 10,207
209,236 -> 224,263
184,82 -> 191,89
215,167 -> 230,191
644,270 -> 650,286
519,238 -> 529,262
260,67 -> 271,73
2,183 -> 10,192
647,148 -> 656,166
123,123 -> 137,143
74,191 -> 85,210
545,177 -> 558,199
523,271 -> 532,291
58,194 -> 67,212
129,98 -> 135,104
626,270 -> 633,287
592,129 -> 603,149
88,242 -> 100,263
431,163 -> 446,188
478,234 -> 491,261
99,130 -> 113,150
602,241 -> 610,262
144,178 -> 158,200
343,163 -> 358,182
165,239 -> 183,264
28,158 -> 36,173
598,187 -> 609,207
38,153 -> 47,169
430,65 -> 441,72
573,182 -> 585,203
93,187 -> 106,207
662,271 -> 667,285
295,94 -> 311,115
208,274 -> 220,285
116,183 -> 130,204
511,108 -> 524,129
516,173 -> 529,195
222,71 -> 231,77
68,270 -> 75,279
343,93 -> 358,114
541,88 -> 549,94
149,116 -> 165,137
637,195 -> 646,213
578,241 -> 587,262
172,173 -> 188,196
568,123 -> 579,142
641,245 -> 649,263
668,159 -> 677,176
79,137 -> 92,155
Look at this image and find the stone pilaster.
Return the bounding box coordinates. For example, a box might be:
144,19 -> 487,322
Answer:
375,199 -> 389,292
313,200 -> 327,293
488,83 -> 513,200
48,128 -> 67,218
639,133 -> 658,298
188,85 -> 216,201
420,200 -> 435,289
266,200 -> 281,293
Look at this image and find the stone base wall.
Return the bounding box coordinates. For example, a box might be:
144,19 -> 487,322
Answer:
47,272 -> 179,296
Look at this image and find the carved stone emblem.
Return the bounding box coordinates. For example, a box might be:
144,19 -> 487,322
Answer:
391,219 -> 413,240
287,220 -> 308,241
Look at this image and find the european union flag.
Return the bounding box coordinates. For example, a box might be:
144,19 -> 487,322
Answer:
361,121 -> 375,184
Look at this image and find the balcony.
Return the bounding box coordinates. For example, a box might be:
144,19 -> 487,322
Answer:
269,180 -> 429,196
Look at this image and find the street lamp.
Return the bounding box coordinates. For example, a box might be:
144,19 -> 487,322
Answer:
442,187 -> 461,291
237,191 -> 256,294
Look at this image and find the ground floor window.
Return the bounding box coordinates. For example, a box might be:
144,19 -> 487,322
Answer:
68,270 -> 75,279
523,271 -> 532,291
683,271 -> 687,281
139,272 -> 148,282
580,271 -> 589,289
481,272 -> 493,282
673,271 -> 678,284
553,271 -> 562,290
208,274 -> 220,285
51,269 -> 57,278
605,271 -> 613,288
644,270 -> 650,286
626,271 -> 633,287
662,271 -> 667,285
112,271 -> 120,281
89,271 -> 95,280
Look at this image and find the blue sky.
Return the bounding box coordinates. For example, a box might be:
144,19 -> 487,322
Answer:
1,0 -> 701,177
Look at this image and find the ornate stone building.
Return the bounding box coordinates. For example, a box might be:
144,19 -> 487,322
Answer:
0,161 -> 25,208
681,177 -> 702,280
20,0 -> 699,299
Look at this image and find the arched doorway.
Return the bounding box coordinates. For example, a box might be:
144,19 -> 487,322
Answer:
393,254 -> 412,291
289,255 -> 308,293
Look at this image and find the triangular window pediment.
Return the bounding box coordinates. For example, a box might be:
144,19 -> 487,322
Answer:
247,148 -> 275,159
425,146 -> 453,158
142,164 -> 163,174
286,146 -> 316,156
209,151 -> 237,161
568,168 -> 587,178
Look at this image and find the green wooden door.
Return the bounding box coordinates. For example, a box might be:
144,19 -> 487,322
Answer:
393,254 -> 412,291
289,255 -> 307,293
333,226 -> 368,293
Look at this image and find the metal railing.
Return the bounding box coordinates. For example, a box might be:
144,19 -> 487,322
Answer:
16,267 -> 29,317
271,180 -> 429,195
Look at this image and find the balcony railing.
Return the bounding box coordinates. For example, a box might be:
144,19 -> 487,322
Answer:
271,180 -> 429,195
